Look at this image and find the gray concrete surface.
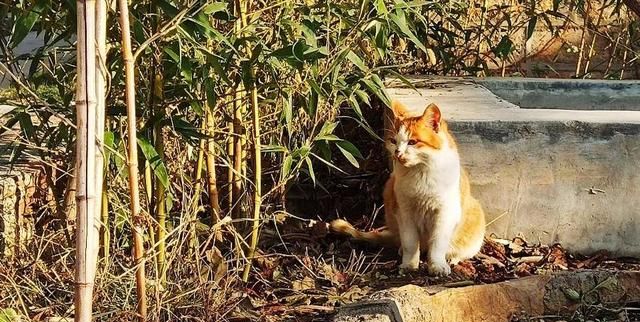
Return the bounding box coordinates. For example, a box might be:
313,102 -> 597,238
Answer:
477,77 -> 640,110
386,77 -> 640,257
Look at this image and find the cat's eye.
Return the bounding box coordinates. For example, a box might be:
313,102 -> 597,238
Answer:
389,138 -> 397,144
408,139 -> 418,145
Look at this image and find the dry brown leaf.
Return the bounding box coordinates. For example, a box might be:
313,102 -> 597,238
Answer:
292,276 -> 316,291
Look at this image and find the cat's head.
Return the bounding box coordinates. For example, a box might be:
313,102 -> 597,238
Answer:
385,100 -> 450,167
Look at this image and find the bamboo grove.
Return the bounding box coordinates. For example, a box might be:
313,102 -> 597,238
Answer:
1,0 -> 638,320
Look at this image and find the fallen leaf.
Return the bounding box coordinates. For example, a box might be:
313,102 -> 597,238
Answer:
292,276 -> 316,291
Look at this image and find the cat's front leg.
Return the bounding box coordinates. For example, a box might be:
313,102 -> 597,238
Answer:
427,205 -> 460,276
397,216 -> 420,272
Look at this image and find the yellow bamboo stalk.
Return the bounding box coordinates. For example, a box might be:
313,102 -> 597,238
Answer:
96,0 -> 109,261
238,0 -> 262,282
117,0 -> 147,319
100,178 -> 109,259
583,2 -> 606,74
226,117 -> 234,211
74,0 -> 102,320
205,105 -> 222,224
232,86 -> 245,220
153,72 -> 167,284
575,1 -> 591,77
189,123 -> 207,253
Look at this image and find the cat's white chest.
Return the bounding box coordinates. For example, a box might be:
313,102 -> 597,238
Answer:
393,149 -> 461,212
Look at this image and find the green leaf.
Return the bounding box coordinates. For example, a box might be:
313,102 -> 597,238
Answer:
359,0 -> 372,18
314,134 -> 341,141
204,78 -> 216,110
348,95 -> 363,119
103,131 -> 115,165
354,89 -> 371,106
347,50 -> 368,71
526,16 -> 537,40
203,2 -> 226,14
0,308 -> 20,322
133,19 -> 147,44
311,152 -> 346,174
375,0 -> 389,15
336,142 -> 360,168
336,140 -> 363,159
158,0 -> 179,17
305,157 -> 316,185
137,137 -> 170,189
300,21 -> 318,47
283,92 -> 293,134
263,144 -> 288,153
388,11 -> 427,52
11,2 -> 45,47
492,35 -> 514,59
281,154 -> 293,180
318,121 -> 338,137
292,39 -> 309,61
16,112 -> 34,141
164,46 -> 181,64
361,75 -> 390,107
306,89 -> 318,117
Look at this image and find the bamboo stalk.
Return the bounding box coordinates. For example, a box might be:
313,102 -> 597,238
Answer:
74,0 -> 102,320
117,0 -> 147,319
100,178 -> 109,259
583,2 -> 606,75
226,116 -> 234,211
232,85 -> 245,220
238,0 -> 263,282
153,72 -> 167,284
620,22 -> 631,79
189,123 -> 207,253
96,0 -> 109,261
205,104 -> 222,225
575,1 -> 591,77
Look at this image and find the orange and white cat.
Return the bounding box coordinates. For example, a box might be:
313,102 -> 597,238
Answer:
330,100 -> 485,276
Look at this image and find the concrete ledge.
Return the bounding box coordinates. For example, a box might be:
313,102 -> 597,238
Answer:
476,77 -> 640,110
334,270 -> 640,322
387,77 -> 640,257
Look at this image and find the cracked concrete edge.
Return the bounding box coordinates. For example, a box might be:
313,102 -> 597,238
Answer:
333,270 -> 640,322
333,298 -> 405,322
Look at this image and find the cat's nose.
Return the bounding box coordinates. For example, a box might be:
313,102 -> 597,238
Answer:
394,149 -> 403,159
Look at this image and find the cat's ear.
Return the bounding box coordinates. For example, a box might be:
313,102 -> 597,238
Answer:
390,100 -> 407,120
420,103 -> 442,132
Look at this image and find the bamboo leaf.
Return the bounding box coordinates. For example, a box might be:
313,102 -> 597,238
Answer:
305,156 -> 316,185
262,144 -> 288,153
526,16 -> 537,40
203,2 -> 226,15
11,2 -> 45,47
137,137 -> 170,189
347,50 -> 368,72
310,152 -> 346,174
281,154 -> 293,180
388,11 -> 426,52
103,131 -> 115,165
335,142 -> 360,168
336,140 -> 363,159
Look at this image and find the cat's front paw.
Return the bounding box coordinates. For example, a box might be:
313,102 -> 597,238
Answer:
399,261 -> 419,274
427,260 -> 451,276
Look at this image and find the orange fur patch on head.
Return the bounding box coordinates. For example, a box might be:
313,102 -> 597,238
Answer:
399,103 -> 444,150
390,100 -> 408,120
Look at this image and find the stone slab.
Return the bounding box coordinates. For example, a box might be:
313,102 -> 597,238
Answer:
386,77 -> 640,257
334,270 -> 640,322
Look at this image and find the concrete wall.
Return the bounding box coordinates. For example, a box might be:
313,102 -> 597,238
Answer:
386,77 -> 640,257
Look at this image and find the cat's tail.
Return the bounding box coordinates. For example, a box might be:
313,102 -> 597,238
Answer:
329,219 -> 397,247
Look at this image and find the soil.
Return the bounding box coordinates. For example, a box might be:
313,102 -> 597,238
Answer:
234,218 -> 640,322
